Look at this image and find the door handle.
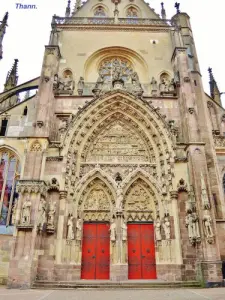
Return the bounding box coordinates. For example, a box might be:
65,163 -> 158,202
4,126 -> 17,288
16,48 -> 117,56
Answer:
92,256 -> 96,259
142,256 -> 145,258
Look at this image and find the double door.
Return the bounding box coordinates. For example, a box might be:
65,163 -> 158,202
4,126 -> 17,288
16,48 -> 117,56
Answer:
81,223 -> 110,279
128,223 -> 156,279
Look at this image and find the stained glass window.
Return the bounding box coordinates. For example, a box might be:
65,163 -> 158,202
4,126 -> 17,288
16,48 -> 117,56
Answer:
0,150 -> 20,226
98,57 -> 134,83
126,7 -> 138,18
94,6 -> 106,17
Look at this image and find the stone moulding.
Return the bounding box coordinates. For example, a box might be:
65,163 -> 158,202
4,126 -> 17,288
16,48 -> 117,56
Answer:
17,224 -> 34,230
46,156 -> 63,162
16,180 -> 47,194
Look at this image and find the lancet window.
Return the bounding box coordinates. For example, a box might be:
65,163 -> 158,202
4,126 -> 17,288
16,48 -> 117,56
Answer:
0,150 -> 20,227
98,57 -> 134,83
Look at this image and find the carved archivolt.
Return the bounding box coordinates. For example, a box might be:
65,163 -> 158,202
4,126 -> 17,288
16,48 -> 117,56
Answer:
62,92 -> 175,194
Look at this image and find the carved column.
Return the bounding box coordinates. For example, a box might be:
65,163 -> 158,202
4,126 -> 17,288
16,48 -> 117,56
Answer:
170,191 -> 183,264
55,191 -> 67,264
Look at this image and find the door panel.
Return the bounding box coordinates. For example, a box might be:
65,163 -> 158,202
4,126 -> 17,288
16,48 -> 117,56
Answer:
128,224 -> 142,279
96,223 -> 110,279
81,223 -> 110,280
81,223 -> 96,279
128,223 -> 156,279
141,224 -> 157,279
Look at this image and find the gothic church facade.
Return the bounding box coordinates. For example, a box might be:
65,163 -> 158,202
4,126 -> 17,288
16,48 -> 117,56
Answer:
0,0 -> 225,288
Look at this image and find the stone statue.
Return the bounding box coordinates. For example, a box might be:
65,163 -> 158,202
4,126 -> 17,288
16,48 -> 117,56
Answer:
116,187 -> 123,211
131,72 -> 140,85
159,77 -> 169,93
112,65 -> 123,81
95,73 -> 105,89
53,74 -> 59,91
155,217 -> 162,241
163,216 -> 171,240
58,74 -> 75,93
150,77 -> 158,95
201,173 -> 211,210
203,214 -> 214,238
76,216 -> 82,241
110,219 -> 116,242
37,197 -> 47,230
21,197 -> 32,224
77,77 -> 84,95
121,219 -> 127,241
67,214 -> 75,240
47,202 -> 56,228
168,78 -> 176,92
59,119 -> 67,131
185,211 -> 200,244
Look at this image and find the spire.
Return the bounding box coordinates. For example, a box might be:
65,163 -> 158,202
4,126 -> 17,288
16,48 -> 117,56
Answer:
0,12 -> 8,60
161,3 -> 166,19
65,0 -> 71,17
175,2 -> 180,14
72,0 -> 82,15
4,59 -> 19,92
208,67 -> 221,104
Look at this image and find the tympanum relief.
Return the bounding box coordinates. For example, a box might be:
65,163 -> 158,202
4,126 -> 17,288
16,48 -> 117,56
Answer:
86,122 -> 150,163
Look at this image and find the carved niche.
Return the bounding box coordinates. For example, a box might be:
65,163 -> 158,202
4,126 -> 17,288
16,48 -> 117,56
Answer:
85,122 -> 150,163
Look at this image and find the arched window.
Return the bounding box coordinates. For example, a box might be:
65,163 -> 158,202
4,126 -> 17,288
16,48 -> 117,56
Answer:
94,6 -> 106,17
126,6 -> 138,18
0,149 -> 20,227
98,57 -> 134,83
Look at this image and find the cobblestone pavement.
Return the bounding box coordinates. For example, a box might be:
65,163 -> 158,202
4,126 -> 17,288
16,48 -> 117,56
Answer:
1,288 -> 225,300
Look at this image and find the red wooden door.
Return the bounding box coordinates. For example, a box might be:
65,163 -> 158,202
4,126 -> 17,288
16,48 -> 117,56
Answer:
128,223 -> 156,279
81,223 -> 110,279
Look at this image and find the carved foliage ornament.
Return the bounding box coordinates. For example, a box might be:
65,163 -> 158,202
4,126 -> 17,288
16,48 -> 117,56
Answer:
30,140 -> 42,152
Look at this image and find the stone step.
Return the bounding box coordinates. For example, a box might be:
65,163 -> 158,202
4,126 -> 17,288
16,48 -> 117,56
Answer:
32,280 -> 202,289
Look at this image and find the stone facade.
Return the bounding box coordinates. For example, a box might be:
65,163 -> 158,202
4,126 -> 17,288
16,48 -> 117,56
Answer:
0,0 -> 225,288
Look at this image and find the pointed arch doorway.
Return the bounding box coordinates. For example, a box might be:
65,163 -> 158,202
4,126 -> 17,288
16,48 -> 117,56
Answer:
128,222 -> 156,279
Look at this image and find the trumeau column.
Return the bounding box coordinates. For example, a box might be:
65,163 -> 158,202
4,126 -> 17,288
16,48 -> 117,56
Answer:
170,191 -> 183,264
56,191 -> 67,264
35,45 -> 61,137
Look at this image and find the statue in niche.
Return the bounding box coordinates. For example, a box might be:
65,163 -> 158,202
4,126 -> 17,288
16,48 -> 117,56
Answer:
155,216 -> 162,241
203,214 -> 214,239
110,218 -> 116,242
58,72 -> 75,94
112,65 -> 123,81
37,197 -> 47,230
67,214 -> 75,240
59,119 -> 67,131
163,216 -> 171,240
77,77 -> 84,95
47,202 -> 56,228
116,187 -> 123,211
201,173 -> 211,210
21,197 -> 32,224
185,211 -> 201,244
121,219 -> 127,241
76,216 -> 82,241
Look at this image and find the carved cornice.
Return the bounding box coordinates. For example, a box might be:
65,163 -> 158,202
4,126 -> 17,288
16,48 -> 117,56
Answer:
16,180 -> 47,194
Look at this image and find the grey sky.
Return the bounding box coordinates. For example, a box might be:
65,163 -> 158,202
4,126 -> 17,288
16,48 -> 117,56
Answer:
0,0 -> 224,104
